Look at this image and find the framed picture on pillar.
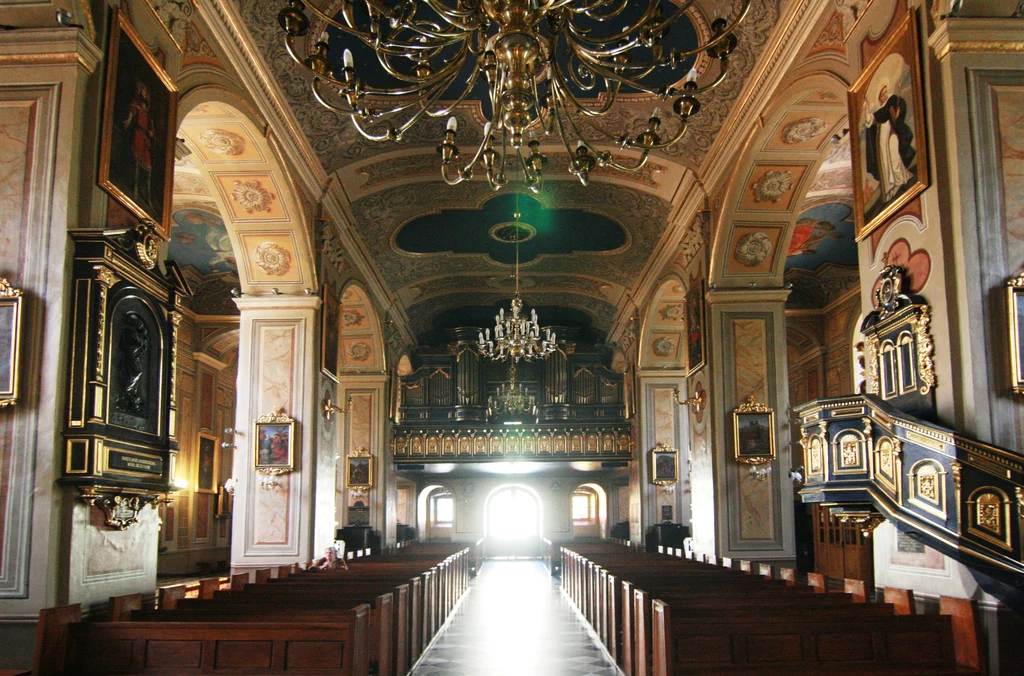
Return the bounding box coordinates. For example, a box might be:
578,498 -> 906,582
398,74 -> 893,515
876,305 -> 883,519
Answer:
254,410 -> 295,469
849,11 -> 928,241
98,9 -> 178,240
685,276 -> 705,375
0,278 -> 24,408
733,397 -> 775,465
321,285 -> 340,382
649,442 -> 678,486
1006,271 -> 1024,393
196,433 -> 219,494
346,447 -> 373,489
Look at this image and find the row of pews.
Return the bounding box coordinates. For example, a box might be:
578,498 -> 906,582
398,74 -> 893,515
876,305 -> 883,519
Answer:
33,543 -> 475,675
561,542 -> 985,676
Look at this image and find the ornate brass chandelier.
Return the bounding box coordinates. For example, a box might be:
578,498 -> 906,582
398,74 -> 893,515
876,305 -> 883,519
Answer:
477,198 -> 556,361
277,0 -> 751,189
487,361 -> 537,419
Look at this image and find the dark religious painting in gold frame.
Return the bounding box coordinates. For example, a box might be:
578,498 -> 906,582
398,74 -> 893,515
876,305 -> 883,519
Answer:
196,433 -> 219,494
649,442 -> 678,486
685,276 -> 705,375
321,285 -> 340,382
0,278 -> 24,408
733,398 -> 775,465
254,411 -> 295,470
849,11 -> 928,241
98,9 -> 178,240
1007,271 -> 1024,393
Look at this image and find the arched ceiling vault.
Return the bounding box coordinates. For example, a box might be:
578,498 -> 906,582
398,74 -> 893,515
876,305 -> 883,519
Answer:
233,0 -> 783,346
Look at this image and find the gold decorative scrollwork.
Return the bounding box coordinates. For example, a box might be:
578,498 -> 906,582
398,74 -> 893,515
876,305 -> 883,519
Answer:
915,306 -> 937,395
866,337 -> 880,395
134,220 -> 160,270
836,510 -> 887,538
78,486 -> 164,530
94,265 -> 118,382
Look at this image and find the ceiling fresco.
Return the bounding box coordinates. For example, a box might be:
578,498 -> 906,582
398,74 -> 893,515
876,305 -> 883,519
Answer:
169,208 -> 238,275
785,202 -> 857,271
395,193 -> 627,265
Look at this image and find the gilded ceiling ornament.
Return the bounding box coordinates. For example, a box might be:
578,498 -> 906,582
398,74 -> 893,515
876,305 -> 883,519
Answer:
348,341 -> 371,362
652,336 -> 677,357
659,304 -> 685,321
252,241 -> 292,276
782,117 -> 829,144
751,170 -> 794,203
198,128 -> 246,155
134,221 -> 160,270
734,232 -> 774,267
232,180 -> 275,213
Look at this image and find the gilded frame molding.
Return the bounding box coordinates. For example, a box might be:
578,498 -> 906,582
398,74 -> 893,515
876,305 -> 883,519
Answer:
1006,270 -> 1024,393
346,446 -> 374,489
649,442 -> 679,486
253,409 -> 296,470
732,398 -> 775,465
0,278 -> 24,408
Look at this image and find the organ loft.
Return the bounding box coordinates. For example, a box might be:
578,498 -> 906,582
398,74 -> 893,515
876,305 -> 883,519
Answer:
0,0 -> 1023,673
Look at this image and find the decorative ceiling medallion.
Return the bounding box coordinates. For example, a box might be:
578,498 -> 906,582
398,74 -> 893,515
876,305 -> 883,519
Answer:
734,232 -> 774,267
232,180 -> 275,213
252,241 -> 292,276
782,117 -> 829,145
489,222 -> 537,245
198,128 -> 246,155
658,304 -> 685,321
348,341 -> 371,362
652,336 -> 678,358
752,170 -> 794,203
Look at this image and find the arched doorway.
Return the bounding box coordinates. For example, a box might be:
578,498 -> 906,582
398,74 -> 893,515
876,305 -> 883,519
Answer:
483,484 -> 543,559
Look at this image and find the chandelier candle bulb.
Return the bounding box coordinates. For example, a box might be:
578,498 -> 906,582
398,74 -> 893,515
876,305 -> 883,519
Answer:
447,116 -> 458,133
319,30 -> 328,44
342,48 -> 353,69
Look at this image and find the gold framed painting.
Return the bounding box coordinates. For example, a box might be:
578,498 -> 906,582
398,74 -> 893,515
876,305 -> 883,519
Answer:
649,442 -> 678,486
849,11 -> 928,241
98,9 -> 179,240
346,447 -> 373,489
321,285 -> 340,382
196,432 -> 219,494
0,278 -> 24,408
254,410 -> 296,470
733,398 -> 775,465
1007,271 -> 1024,393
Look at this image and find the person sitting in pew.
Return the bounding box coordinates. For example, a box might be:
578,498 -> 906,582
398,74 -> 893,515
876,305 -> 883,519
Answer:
311,545 -> 348,571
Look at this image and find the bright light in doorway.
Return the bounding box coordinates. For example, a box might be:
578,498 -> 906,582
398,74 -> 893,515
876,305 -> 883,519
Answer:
487,487 -> 539,541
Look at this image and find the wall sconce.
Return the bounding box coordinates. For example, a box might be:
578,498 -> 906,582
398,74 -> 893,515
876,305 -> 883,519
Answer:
221,442 -> 236,450
322,393 -> 353,422
788,466 -> 804,485
749,465 -> 772,482
223,478 -> 236,495
672,387 -> 707,415
224,427 -> 242,435
172,477 -> 189,491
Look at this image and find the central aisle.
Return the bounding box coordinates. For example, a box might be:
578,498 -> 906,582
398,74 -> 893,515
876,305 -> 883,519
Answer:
411,559 -> 622,675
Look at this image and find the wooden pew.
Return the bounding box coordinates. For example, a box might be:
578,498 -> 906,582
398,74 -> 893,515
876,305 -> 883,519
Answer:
108,593 -> 142,621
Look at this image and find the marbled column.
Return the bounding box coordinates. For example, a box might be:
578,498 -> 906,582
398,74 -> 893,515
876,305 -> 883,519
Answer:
231,295 -> 323,567
706,288 -> 795,560
337,376 -> 387,539
637,373 -> 691,541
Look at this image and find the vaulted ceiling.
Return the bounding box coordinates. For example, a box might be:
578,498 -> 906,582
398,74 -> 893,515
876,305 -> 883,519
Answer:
234,0 -> 783,346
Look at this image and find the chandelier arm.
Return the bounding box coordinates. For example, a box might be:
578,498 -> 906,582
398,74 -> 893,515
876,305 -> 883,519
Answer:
549,65 -> 622,119
309,77 -> 357,114
423,0 -> 482,29
372,39 -> 470,85
284,34 -> 463,97
576,0 -> 647,22
424,63 -> 483,117
564,0 -> 661,44
304,2 -> 466,52
391,19 -> 471,43
394,76 -> 464,137
550,85 -> 651,173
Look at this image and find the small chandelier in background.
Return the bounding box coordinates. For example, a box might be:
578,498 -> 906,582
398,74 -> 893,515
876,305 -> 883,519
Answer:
278,0 -> 750,190
487,361 -> 537,419
478,198 -> 556,361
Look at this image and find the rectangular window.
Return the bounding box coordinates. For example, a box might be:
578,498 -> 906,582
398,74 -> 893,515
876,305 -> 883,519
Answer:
433,496 -> 454,524
572,494 -> 593,521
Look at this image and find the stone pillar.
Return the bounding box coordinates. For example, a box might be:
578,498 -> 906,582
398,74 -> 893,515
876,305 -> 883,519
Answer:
230,295 -> 325,568
0,27 -> 102,669
337,376 -> 388,545
705,288 -> 795,561
637,372 -> 691,540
